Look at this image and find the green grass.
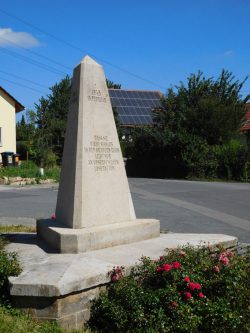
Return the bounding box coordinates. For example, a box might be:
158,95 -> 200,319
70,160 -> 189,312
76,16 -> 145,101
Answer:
0,225 -> 36,233
0,237 -> 8,251
0,161 -> 60,182
0,306 -> 92,333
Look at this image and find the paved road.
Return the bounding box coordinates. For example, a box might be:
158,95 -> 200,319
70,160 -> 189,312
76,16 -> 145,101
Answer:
0,179 -> 249,242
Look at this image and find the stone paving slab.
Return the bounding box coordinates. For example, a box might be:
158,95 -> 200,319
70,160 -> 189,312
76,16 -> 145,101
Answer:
7,233 -> 237,298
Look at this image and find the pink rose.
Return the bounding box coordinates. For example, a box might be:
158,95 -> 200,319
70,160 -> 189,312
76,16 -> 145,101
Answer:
172,262 -> 181,269
214,265 -> 220,273
195,283 -> 201,290
220,256 -> 230,266
185,292 -> 192,300
219,252 -> 230,265
188,282 -> 201,291
199,292 -> 204,298
111,275 -> 117,282
162,264 -> 172,271
156,266 -> 163,272
226,251 -> 235,258
184,276 -> 190,283
51,213 -> 56,219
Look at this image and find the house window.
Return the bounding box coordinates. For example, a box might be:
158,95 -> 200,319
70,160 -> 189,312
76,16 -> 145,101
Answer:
0,127 -> 2,146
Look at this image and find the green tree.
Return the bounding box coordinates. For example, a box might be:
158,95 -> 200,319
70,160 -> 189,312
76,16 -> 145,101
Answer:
16,114 -> 35,142
31,76 -> 71,164
127,70 -> 250,180
30,76 -> 122,164
154,70 -> 249,145
16,113 -> 36,160
106,79 -> 121,89
46,76 -> 71,159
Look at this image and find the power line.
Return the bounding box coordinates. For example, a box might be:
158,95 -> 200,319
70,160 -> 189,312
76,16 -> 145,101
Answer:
0,69 -> 49,89
0,8 -> 165,90
0,75 -> 47,94
0,47 -> 68,76
0,35 -> 72,71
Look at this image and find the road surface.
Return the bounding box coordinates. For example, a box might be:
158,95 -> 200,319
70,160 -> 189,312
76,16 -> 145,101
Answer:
0,179 -> 249,242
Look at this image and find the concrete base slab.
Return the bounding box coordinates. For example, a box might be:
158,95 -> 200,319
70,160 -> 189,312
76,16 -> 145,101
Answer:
7,233 -> 237,329
37,218 -> 160,253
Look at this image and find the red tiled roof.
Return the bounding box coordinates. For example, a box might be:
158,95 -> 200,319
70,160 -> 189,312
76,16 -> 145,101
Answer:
241,103 -> 250,131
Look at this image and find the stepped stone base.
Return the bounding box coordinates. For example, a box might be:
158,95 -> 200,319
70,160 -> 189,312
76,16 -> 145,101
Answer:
37,218 -> 160,253
7,233 -> 237,330
12,287 -> 104,329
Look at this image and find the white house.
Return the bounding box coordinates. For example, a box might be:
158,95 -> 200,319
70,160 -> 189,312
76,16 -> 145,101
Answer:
0,86 -> 24,162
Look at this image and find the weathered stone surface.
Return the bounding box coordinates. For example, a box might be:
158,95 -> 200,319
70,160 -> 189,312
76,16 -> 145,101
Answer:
0,176 -> 8,185
8,233 -> 237,298
11,286 -> 104,329
55,56 -> 136,229
38,179 -> 55,184
1,177 -> 52,185
24,178 -> 37,185
9,176 -> 22,183
37,218 -> 160,253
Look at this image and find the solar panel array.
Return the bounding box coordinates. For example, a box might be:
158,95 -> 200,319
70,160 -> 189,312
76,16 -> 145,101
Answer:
108,89 -> 162,126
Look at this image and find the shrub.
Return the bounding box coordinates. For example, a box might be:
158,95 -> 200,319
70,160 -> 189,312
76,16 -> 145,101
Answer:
125,125 -> 249,181
0,161 -> 60,182
182,137 -> 218,179
42,166 -> 60,182
215,140 -> 248,180
89,246 -> 250,333
126,129 -> 188,179
0,238 -> 22,304
43,150 -> 58,168
0,161 -> 39,179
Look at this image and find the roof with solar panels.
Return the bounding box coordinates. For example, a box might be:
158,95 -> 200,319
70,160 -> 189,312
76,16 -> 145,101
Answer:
108,89 -> 162,126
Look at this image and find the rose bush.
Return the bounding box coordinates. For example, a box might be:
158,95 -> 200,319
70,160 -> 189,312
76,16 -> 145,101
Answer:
89,246 -> 250,333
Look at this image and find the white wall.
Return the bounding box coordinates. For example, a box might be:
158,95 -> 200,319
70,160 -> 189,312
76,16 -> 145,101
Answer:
0,90 -> 17,162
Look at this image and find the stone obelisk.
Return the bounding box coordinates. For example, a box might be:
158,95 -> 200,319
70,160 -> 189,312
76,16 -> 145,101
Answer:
37,55 -> 159,253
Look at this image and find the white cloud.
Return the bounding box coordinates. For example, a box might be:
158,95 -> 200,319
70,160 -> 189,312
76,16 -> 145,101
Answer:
224,50 -> 233,56
0,28 -> 39,48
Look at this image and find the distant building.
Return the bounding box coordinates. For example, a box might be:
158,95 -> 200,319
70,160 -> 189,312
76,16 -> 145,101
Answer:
0,86 -> 24,162
108,89 -> 162,126
241,102 -> 250,132
241,102 -> 250,159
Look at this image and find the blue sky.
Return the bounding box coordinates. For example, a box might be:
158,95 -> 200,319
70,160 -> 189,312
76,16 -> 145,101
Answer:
0,0 -> 250,121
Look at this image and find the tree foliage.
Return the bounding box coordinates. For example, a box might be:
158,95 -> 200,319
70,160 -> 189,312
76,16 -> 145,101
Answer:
106,79 -> 121,89
127,70 -> 250,180
19,76 -> 122,165
34,76 -> 71,162
154,70 -> 249,145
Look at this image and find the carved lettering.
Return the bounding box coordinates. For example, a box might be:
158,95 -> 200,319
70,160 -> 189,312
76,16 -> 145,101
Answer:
87,89 -> 107,103
84,135 -> 120,172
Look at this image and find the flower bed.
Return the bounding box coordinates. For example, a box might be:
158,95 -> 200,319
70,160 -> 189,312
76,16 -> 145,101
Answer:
89,246 -> 250,333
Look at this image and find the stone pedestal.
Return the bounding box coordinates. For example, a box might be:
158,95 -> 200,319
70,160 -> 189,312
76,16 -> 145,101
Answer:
37,218 -> 160,253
